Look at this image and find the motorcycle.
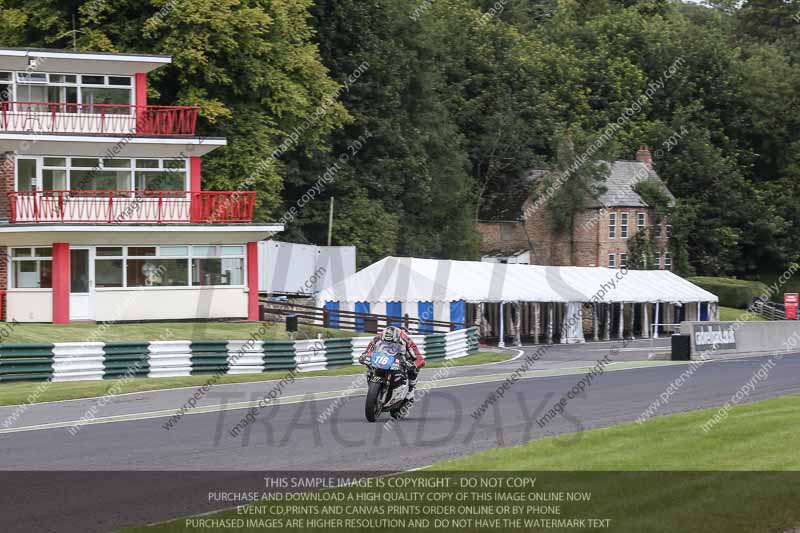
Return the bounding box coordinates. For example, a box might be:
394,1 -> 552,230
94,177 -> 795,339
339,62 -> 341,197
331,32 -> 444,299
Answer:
362,341 -> 412,422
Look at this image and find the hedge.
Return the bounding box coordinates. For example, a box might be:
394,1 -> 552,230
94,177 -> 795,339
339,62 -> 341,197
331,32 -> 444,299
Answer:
688,276 -> 769,309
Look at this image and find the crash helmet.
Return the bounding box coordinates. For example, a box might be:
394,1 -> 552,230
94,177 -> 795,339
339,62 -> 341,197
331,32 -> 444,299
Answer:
380,326 -> 403,344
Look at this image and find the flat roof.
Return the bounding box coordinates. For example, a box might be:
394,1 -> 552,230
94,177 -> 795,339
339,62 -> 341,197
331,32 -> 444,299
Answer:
0,48 -> 171,75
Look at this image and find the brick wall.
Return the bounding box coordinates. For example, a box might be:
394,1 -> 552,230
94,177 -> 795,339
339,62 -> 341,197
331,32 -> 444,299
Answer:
476,221 -> 530,255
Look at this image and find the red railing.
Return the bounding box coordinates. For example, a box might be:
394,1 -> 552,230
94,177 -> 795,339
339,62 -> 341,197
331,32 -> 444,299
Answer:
4,191 -> 255,223
0,102 -> 199,136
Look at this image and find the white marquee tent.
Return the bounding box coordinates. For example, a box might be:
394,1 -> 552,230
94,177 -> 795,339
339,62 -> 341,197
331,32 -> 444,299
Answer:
316,257 -> 718,345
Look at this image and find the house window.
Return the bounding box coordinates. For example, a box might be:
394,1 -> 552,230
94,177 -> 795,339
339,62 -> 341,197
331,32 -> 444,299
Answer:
16,157 -> 188,192
93,245 -> 246,289
620,253 -> 627,269
664,252 -> 672,270
608,213 -> 617,239
500,224 -> 514,242
608,253 -> 616,268
620,213 -> 629,239
9,247 -> 53,288
13,72 -> 133,113
637,212 -> 646,232
654,224 -> 662,239
666,225 -> 673,238
656,253 -> 662,269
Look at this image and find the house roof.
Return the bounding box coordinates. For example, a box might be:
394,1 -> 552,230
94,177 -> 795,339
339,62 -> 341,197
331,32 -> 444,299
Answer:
480,159 -> 675,221
592,160 -> 675,208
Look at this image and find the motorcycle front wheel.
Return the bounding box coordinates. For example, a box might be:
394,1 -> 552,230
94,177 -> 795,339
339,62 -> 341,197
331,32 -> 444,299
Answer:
365,381 -> 385,422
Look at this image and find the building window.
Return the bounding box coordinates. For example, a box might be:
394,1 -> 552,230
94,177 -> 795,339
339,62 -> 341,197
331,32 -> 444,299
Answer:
12,72 -> 133,112
500,224 -> 514,242
608,213 -> 617,239
608,253 -> 616,268
92,245 -> 246,289
9,247 -> 53,288
666,224 -> 673,238
620,213 -> 629,239
654,224 -> 662,239
16,157 -> 188,192
619,253 -> 627,269
656,253 -> 662,269
664,252 -> 672,270
637,212 -> 646,232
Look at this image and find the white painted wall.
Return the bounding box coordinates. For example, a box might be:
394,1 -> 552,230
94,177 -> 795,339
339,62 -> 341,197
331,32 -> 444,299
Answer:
94,287 -> 247,321
7,290 -> 52,322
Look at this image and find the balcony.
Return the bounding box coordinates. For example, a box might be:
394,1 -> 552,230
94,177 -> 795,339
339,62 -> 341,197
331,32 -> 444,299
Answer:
0,102 -> 199,137
4,190 -> 256,224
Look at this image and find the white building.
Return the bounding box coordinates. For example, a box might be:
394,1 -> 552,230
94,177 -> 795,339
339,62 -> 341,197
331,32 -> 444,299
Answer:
0,48 -> 282,323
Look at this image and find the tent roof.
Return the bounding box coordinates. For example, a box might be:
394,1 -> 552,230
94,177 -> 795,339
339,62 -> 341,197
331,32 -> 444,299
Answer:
316,257 -> 718,305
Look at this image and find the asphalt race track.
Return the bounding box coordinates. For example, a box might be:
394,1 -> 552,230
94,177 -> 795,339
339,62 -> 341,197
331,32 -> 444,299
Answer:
1,339 -> 799,532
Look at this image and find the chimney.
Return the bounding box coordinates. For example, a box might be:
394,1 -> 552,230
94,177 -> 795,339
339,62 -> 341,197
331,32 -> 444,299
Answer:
635,145 -> 652,167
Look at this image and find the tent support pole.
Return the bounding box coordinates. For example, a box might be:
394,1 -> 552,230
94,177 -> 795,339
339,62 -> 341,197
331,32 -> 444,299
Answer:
547,303 -> 554,345
642,303 -> 650,339
498,302 -> 506,348
628,304 -> 636,340
653,302 -> 660,339
592,303 -> 599,342
604,303 -> 611,341
514,302 -> 522,347
618,303 -> 624,340
533,303 -> 540,345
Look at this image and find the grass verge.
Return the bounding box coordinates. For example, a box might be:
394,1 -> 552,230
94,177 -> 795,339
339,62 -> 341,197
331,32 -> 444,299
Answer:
718,306 -> 762,321
0,351 -> 507,406
0,321 -> 365,343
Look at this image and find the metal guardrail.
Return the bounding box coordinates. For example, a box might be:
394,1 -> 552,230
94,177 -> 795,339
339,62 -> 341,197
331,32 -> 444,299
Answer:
750,299 -> 786,321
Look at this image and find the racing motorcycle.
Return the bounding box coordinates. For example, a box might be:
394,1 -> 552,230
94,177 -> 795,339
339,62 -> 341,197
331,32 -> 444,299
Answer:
363,341 -> 412,422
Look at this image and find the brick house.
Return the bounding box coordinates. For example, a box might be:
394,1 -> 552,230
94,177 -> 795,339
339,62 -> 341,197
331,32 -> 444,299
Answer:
477,147 -> 674,270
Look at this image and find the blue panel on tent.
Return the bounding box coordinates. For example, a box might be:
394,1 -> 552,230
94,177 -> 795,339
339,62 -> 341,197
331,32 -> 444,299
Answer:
450,300 -> 465,330
324,301 -> 340,328
700,302 -> 709,321
355,302 -> 370,332
418,301 -> 434,334
387,301 -> 402,327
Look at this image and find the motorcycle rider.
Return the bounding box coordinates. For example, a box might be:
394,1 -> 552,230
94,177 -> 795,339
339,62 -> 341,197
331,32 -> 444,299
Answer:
359,325 -> 425,400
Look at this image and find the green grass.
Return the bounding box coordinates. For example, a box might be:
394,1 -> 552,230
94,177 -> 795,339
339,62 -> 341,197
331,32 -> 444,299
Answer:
0,321 -> 366,343
128,394 -> 800,533
719,306 -> 762,321
0,351 -> 507,406
433,392 -> 800,471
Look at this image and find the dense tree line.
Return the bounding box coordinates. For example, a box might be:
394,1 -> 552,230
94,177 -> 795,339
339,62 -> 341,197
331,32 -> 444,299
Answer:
1,0 -> 799,275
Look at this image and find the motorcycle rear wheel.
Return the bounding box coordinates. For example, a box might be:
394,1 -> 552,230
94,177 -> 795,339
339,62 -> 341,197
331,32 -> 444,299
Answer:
365,381 -> 384,422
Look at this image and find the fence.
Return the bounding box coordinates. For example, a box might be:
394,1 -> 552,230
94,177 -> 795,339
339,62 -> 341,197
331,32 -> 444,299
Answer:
750,299 -> 786,321
0,328 -> 478,383
260,300 -> 465,335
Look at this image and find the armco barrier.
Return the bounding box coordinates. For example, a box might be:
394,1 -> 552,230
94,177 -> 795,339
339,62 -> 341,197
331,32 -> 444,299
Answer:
680,321 -> 800,360
263,341 -> 296,372
227,340 -> 265,374
423,333 -> 447,362
324,338 -> 353,368
148,341 -> 192,378
0,344 -> 54,382
0,328 -> 480,383
190,341 -> 230,375
103,342 -> 150,379
294,339 -> 326,372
